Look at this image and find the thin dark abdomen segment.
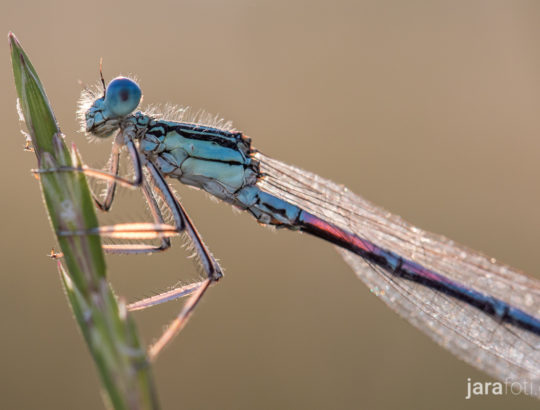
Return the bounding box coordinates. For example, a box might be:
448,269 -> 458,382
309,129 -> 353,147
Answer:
298,210 -> 540,336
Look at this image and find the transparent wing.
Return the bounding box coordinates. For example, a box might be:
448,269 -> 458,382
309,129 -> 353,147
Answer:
256,152 -> 540,396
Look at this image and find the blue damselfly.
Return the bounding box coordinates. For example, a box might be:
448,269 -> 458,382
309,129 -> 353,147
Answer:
37,73 -> 540,398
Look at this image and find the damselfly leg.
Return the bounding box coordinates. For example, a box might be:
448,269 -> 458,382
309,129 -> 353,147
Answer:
34,126 -> 223,359
92,131 -> 125,212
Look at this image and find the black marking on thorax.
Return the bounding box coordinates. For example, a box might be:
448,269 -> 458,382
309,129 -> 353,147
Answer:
147,122 -> 245,151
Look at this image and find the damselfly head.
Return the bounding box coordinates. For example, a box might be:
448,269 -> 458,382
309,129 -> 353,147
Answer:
80,77 -> 142,138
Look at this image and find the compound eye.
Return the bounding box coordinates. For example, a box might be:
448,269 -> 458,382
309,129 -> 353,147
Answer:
104,77 -> 142,117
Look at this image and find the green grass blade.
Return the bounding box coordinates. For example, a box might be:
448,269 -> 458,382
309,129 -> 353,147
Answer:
9,32 -> 160,410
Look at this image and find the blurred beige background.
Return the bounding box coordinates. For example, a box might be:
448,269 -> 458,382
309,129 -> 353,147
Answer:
2,1 -> 540,409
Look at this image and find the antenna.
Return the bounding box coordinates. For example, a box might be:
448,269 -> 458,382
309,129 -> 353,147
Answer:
99,57 -> 106,96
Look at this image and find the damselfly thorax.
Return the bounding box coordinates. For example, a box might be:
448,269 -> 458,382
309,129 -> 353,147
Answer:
84,82 -> 302,227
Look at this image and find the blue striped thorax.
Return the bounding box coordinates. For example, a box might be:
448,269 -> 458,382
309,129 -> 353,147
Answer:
82,76 -> 302,227
133,113 -> 260,201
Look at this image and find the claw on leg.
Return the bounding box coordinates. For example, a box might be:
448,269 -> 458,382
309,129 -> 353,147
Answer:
48,248 -> 63,259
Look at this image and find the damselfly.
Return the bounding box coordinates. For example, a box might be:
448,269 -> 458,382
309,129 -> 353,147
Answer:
38,74 -> 540,398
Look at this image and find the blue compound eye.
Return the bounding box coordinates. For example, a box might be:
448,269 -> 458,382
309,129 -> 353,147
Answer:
104,77 -> 142,117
